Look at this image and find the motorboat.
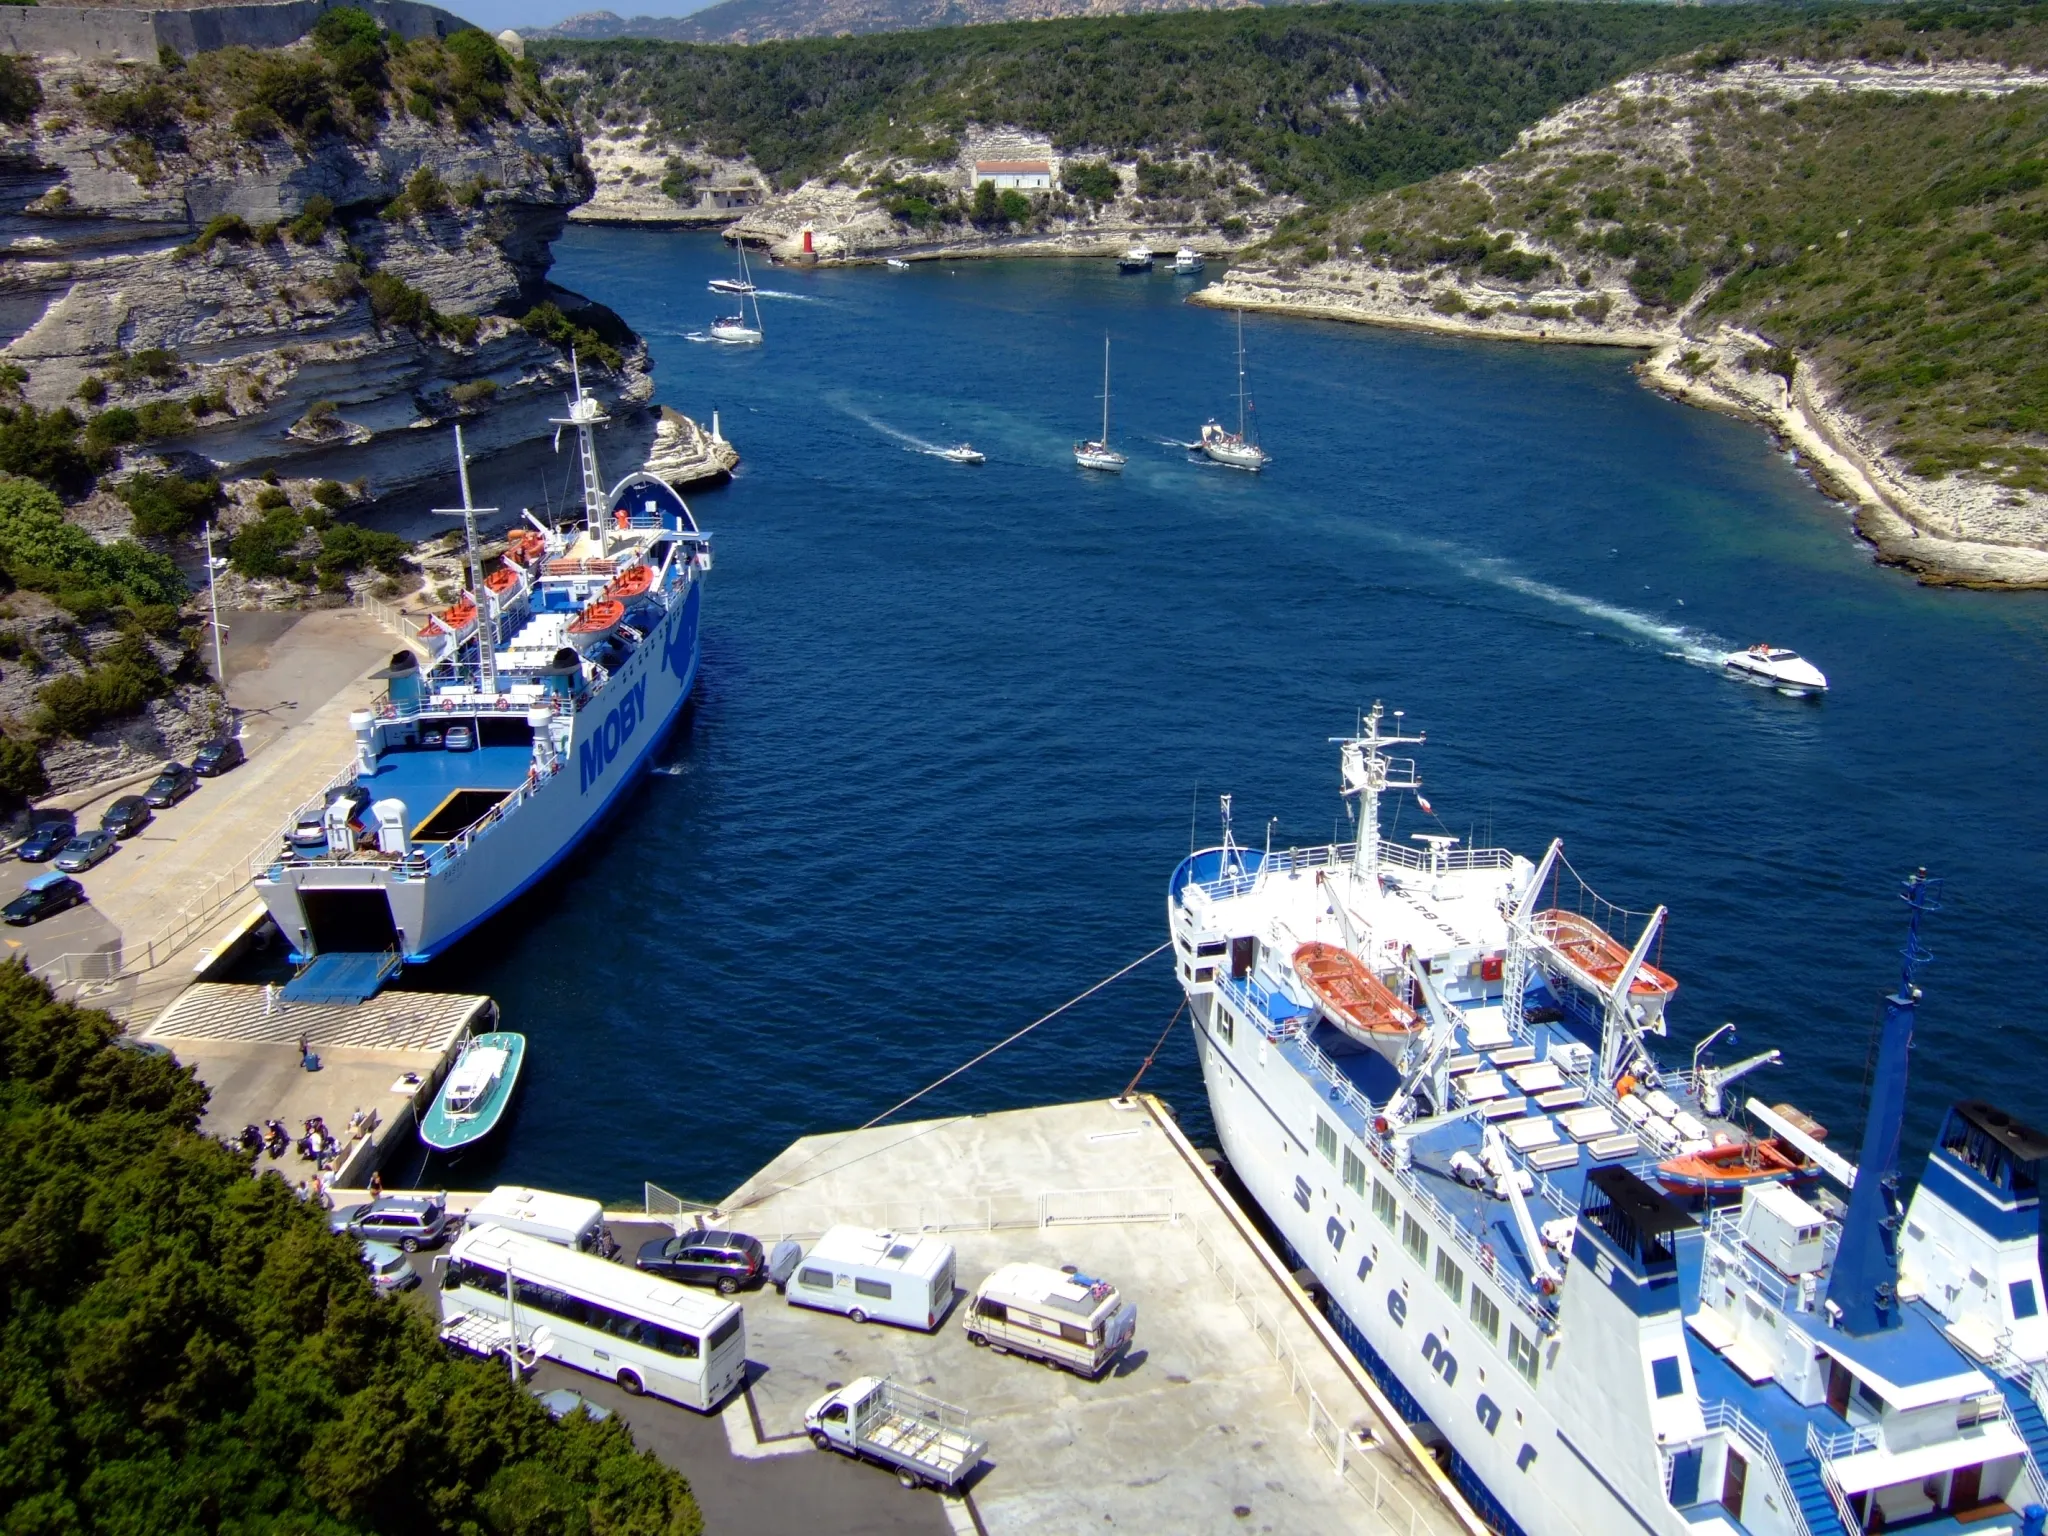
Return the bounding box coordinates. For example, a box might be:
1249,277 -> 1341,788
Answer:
419,1030 -> 527,1151
885,258 -> 910,270
1194,310 -> 1268,471
1173,247 -> 1205,274
1117,245 -> 1153,273
708,241 -> 765,343
937,444 -> 985,465
1074,334 -> 1126,473
1724,644 -> 1827,694
710,238 -> 757,295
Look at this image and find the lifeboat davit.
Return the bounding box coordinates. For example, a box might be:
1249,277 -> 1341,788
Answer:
606,564 -> 653,602
484,567 -> 521,596
567,598 -> 625,637
441,598 -> 478,630
1293,942 -> 1420,1057
1532,909 -> 1678,1001
1656,1137 -> 1812,1198
506,530 -> 547,566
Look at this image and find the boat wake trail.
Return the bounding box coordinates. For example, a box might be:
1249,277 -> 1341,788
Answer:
1463,557 -> 1729,667
838,402 -> 952,456
753,288 -> 819,303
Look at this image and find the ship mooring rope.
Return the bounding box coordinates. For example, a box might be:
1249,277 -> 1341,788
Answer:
1121,998 -> 1187,1101
860,941 -> 1174,1131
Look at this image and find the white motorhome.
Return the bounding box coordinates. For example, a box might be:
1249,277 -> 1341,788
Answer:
965,1262 -> 1138,1378
465,1186 -> 611,1255
787,1227 -> 957,1331
441,1226 -> 746,1410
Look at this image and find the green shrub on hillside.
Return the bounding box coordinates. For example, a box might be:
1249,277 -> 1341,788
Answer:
1060,159 -> 1118,203
521,301 -> 623,371
0,403 -> 99,495
0,475 -> 184,619
0,964 -> 706,1533
0,52 -> 43,125
35,630 -> 174,736
117,471 -> 222,538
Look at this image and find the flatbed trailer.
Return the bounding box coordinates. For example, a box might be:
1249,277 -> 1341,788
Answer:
803,1376 -> 985,1492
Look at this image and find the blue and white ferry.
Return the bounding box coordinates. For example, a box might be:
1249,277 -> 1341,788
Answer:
257,371 -> 710,996
1170,705 -> 2048,1536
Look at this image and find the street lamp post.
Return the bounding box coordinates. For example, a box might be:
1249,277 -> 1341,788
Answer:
201,520 -> 228,690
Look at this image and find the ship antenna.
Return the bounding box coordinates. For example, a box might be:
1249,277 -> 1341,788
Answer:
1823,868 -> 1941,1336
550,347 -> 611,554
432,424 -> 497,697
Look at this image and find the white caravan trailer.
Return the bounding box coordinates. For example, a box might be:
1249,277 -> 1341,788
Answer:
965,1262 -> 1138,1378
465,1186 -> 611,1254
787,1227 -> 957,1331
441,1226 -> 746,1410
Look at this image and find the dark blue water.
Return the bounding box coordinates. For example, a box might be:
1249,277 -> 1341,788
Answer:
422,226 -> 2048,1204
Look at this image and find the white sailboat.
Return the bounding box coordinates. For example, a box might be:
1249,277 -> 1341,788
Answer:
1074,335 -> 1126,473
1196,310 -> 1268,471
709,242 -> 764,344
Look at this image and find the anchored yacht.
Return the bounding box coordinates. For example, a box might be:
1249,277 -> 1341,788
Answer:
1171,707 -> 2048,1536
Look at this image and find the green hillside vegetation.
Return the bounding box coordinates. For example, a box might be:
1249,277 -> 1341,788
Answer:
538,3 -> 1807,202
1315,8 -> 2048,490
0,962 -> 704,1534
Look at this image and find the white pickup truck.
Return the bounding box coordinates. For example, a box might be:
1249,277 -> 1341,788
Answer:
803,1376 -> 986,1492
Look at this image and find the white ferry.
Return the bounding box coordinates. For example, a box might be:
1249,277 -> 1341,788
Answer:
257,369 -> 711,999
1170,706 -> 2048,1536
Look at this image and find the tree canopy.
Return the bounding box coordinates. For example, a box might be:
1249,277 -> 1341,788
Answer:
0,963 -> 704,1535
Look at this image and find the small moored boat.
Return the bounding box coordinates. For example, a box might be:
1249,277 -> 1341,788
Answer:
1117,245 -> 1154,273
886,258 -> 911,270
1293,941 -> 1420,1058
1173,247 -> 1205,274
420,1031 -> 526,1151
1724,644 -> 1827,695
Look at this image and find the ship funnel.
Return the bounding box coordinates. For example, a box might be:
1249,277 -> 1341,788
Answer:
1824,869 -> 1941,1336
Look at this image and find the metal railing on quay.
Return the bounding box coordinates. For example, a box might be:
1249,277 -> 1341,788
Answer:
723,1186 -> 1181,1244
1189,1220 -> 1430,1535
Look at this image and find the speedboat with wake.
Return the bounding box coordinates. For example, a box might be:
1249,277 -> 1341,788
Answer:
937,444 -> 984,465
1170,707 -> 2048,1536
254,360 -> 712,996
1724,643 -> 1827,695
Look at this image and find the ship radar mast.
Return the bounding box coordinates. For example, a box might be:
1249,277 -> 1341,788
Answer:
550,349 -> 611,553
432,423 -> 497,697
1334,702 -> 1424,883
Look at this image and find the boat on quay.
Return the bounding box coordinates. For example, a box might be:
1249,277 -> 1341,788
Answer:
254,362 -> 713,1001
1169,705 -> 2048,1536
420,1030 -> 526,1151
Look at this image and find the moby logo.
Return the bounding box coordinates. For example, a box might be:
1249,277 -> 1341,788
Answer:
577,678 -> 649,794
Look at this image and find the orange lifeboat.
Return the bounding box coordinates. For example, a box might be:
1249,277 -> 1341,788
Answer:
418,618 -> 446,639
441,598 -> 478,630
1656,1137 -> 1812,1198
1532,909 -> 1677,999
607,564 -> 653,602
484,567 -> 520,596
1293,942 -> 1420,1052
567,598 -> 625,636
506,530 -> 546,566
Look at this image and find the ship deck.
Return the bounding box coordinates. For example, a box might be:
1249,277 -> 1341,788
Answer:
359,743 -> 532,826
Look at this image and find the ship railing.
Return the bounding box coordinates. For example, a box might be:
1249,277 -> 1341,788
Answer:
1195,839 -> 1516,902
1694,1401 -> 1817,1536
1188,1220 -> 1433,1534
264,757 -> 564,879
1804,1420 -> 1871,1533
1806,1419 -> 1881,1462
1700,1221 -> 1808,1317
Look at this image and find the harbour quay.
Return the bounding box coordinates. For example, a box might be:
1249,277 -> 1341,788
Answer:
143,980 -> 486,1188
363,1096 -> 1481,1536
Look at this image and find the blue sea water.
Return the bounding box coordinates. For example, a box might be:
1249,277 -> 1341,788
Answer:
418,226 -> 2048,1204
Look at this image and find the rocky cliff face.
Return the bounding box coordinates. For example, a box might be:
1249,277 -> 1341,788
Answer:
0,44 -> 650,505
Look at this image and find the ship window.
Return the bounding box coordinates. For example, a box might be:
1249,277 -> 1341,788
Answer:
1293,1176 -> 1312,1212
1197,940 -> 1227,957
1373,1182 -> 1398,1229
1651,1355 -> 1684,1399
2013,1280 -> 2040,1320
1402,1213 -> 1429,1265
1435,1251 -> 1464,1305
1218,1010 -> 1234,1045
1470,1289 -> 1501,1342
1508,1326 -> 1540,1384
1316,1118 -> 1338,1163
1343,1147 -> 1366,1196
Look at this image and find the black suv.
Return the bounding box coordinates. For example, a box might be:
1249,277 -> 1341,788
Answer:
143,762 -> 197,808
635,1230 -> 769,1295
101,796 -> 153,839
193,737 -> 244,777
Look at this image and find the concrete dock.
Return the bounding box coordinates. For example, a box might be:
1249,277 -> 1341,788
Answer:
144,982 -> 487,1186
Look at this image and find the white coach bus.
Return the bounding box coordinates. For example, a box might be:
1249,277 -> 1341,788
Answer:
441,1226 -> 747,1410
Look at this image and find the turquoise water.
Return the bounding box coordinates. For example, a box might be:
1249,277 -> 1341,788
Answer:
417,226 -> 2048,1203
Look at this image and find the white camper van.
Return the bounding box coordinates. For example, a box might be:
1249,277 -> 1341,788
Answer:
787,1227 -> 957,1331
465,1186 -> 612,1255
965,1262 -> 1137,1378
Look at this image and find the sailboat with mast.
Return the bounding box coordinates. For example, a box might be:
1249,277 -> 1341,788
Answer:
1074,335 -> 1126,473
709,241 -> 764,344
1195,309 -> 1268,471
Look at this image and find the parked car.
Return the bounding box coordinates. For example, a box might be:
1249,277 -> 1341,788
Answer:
192,736 -> 244,777
359,1240 -> 421,1294
54,829 -> 117,872
4,872 -> 87,926
635,1229 -> 794,1296
101,796 -> 153,839
444,725 -> 475,752
143,761 -> 198,808
13,813 -> 77,863
286,784 -> 373,852
330,1195 -> 450,1252
532,1388 -> 612,1423
420,727 -> 444,749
